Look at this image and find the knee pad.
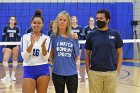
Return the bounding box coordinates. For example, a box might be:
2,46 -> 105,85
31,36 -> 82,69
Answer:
3,61 -> 8,66
13,61 -> 18,66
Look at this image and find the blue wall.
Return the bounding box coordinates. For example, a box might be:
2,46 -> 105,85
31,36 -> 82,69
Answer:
0,2 -> 133,61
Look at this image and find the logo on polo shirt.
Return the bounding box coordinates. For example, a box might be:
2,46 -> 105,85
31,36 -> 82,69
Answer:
109,35 -> 115,39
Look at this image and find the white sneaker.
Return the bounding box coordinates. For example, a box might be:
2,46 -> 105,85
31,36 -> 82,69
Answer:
85,72 -> 88,79
78,74 -> 82,79
1,76 -> 11,82
11,75 -> 16,81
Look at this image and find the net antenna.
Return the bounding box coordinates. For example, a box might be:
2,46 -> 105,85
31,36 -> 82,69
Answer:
131,20 -> 140,59
131,21 -> 139,39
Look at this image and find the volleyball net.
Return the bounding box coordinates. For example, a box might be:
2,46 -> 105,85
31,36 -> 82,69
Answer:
0,39 -> 140,60
1,39 -> 140,45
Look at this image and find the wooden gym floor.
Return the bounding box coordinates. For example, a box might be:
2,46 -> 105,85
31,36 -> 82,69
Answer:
0,61 -> 140,93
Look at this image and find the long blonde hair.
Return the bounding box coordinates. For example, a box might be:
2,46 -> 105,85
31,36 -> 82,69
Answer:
53,11 -> 71,37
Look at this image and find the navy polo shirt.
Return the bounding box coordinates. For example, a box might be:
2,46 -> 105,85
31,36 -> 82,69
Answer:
85,28 -> 123,71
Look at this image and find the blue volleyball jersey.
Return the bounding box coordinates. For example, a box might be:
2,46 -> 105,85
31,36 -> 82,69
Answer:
72,25 -> 83,40
85,28 -> 123,71
2,25 -> 21,42
48,30 -> 54,36
26,27 -> 33,33
83,25 -> 97,39
51,34 -> 79,76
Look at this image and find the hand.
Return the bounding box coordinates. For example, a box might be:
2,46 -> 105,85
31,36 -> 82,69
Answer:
71,32 -> 78,39
116,70 -> 120,75
48,61 -> 53,65
87,69 -> 90,73
41,38 -> 47,48
30,34 -> 35,45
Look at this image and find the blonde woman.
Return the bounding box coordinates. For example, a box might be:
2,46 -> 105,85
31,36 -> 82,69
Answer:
50,11 -> 79,93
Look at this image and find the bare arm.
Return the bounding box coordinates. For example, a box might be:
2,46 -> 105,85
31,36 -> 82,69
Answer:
71,32 -> 80,64
85,49 -> 91,73
116,47 -> 123,74
41,39 -> 47,56
71,32 -> 78,39
49,48 -> 54,64
41,37 -> 52,61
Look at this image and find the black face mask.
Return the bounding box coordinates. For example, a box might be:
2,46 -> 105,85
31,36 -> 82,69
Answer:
96,20 -> 106,29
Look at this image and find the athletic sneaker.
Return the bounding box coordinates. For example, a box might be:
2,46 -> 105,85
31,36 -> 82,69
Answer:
85,72 -> 88,79
1,76 -> 11,82
78,73 -> 82,79
11,75 -> 16,81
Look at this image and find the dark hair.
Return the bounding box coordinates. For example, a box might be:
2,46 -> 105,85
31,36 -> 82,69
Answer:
97,9 -> 111,20
49,20 -> 54,30
31,9 -> 44,23
9,16 -> 17,25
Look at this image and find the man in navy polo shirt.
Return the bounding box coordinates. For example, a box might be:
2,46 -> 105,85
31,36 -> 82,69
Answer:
85,9 -> 123,93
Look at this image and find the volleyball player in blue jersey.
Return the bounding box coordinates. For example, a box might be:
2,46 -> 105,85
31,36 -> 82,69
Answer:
71,16 -> 83,40
83,16 -> 97,39
71,16 -> 88,80
50,11 -> 79,93
21,9 -> 51,93
1,16 -> 21,82
26,27 -> 33,33
48,20 -> 54,36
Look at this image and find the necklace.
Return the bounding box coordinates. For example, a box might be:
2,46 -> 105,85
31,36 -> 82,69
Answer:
34,35 -> 40,41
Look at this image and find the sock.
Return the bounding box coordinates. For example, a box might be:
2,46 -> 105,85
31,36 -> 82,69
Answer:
5,71 -> 10,77
12,71 -> 16,76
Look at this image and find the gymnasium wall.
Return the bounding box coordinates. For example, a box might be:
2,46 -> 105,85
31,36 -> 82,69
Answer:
133,0 -> 140,59
0,0 -> 133,61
